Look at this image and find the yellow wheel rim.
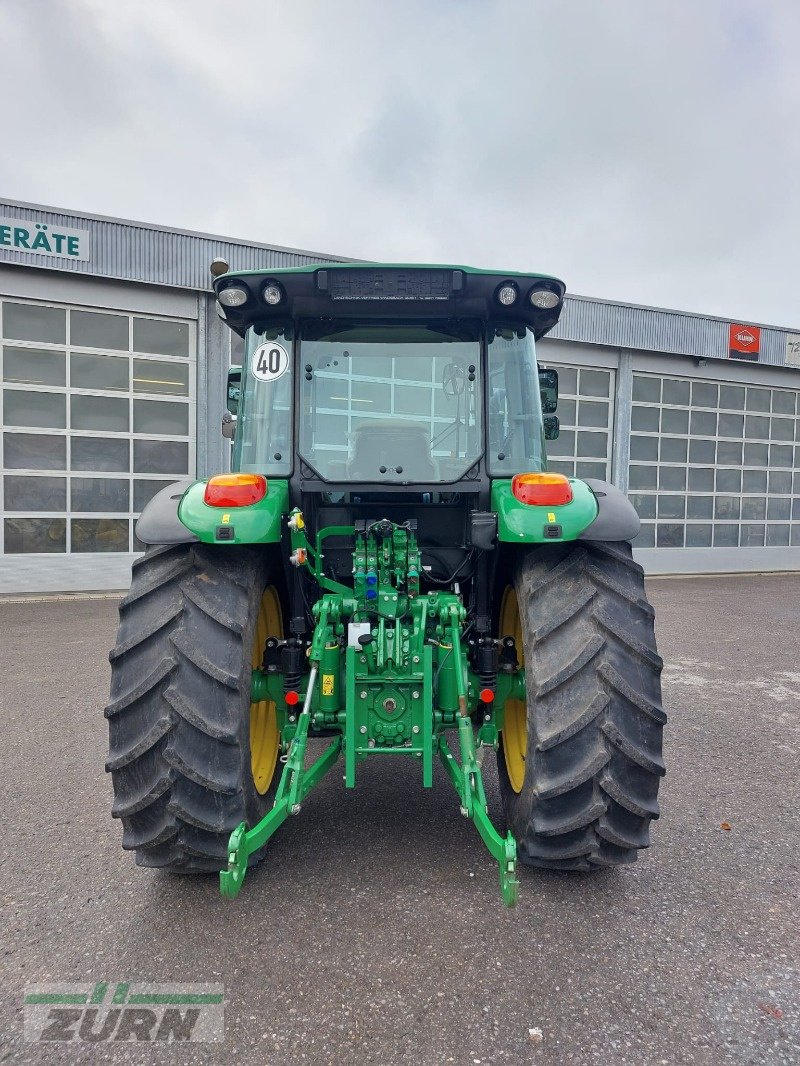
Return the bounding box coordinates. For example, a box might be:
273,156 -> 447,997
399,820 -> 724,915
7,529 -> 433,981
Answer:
250,586 -> 283,795
500,586 -> 527,793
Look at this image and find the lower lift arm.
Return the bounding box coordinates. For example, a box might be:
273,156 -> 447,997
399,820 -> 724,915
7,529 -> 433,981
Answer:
439,608 -> 518,905
220,665 -> 342,898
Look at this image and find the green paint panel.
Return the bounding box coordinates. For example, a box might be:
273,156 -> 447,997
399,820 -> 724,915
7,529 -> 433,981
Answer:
492,478 -> 598,543
177,478 -> 289,544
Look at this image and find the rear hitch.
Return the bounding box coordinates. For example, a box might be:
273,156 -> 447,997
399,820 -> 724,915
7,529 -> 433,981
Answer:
221,518 -> 523,906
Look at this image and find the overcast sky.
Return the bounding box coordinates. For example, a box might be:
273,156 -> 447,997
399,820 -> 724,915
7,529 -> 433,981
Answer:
1,0 -> 798,326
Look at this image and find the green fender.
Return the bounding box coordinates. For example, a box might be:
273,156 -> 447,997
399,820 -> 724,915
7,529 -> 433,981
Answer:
491,478 -> 599,543
177,478 -> 290,544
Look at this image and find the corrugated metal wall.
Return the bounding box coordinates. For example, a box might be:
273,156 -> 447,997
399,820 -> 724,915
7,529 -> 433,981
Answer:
0,199 -> 348,290
552,296 -> 793,367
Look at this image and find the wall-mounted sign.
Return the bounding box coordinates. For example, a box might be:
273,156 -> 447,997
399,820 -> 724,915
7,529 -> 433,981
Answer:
787,334 -> 800,368
728,323 -> 760,361
0,216 -> 90,261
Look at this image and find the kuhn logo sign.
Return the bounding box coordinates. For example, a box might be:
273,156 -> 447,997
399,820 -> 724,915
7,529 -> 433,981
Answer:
729,323 -> 760,361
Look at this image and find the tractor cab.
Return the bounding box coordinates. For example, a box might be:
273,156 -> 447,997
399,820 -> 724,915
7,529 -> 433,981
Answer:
216,264 -> 567,585
218,265 -> 564,483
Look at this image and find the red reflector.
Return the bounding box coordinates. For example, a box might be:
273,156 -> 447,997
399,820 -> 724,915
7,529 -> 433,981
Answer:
285,691 -> 299,706
511,472 -> 572,507
479,688 -> 494,704
203,473 -> 267,508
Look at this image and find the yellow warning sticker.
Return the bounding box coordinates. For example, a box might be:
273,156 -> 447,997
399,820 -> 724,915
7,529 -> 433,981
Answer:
222,513 -> 231,524
547,512 -> 556,523
321,674 -> 335,696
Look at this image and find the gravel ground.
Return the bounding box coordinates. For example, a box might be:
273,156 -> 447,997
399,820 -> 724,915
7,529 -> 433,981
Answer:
1,574 -> 798,1065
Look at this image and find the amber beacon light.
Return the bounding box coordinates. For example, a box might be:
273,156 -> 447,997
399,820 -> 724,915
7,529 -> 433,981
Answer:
203,473 -> 267,507
511,472 -> 573,507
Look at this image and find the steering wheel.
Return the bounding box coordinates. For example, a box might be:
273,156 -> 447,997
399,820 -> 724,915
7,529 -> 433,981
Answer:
442,362 -> 467,398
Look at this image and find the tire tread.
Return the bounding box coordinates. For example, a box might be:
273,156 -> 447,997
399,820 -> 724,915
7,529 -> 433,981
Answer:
498,540 -> 665,871
106,543 -> 278,871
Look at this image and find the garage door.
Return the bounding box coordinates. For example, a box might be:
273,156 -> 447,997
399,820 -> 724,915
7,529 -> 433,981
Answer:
0,296 -> 195,589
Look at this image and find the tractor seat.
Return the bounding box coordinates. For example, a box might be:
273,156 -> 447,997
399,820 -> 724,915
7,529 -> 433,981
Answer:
347,419 -> 437,481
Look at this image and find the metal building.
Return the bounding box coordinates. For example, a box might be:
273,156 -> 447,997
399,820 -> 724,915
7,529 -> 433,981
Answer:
1,198 -> 798,593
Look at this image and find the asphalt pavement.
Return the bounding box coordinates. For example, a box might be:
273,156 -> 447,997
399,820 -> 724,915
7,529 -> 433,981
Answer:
1,574 -> 799,1064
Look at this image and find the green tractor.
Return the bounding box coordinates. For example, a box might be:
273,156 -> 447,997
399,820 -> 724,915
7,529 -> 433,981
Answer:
106,264 -> 665,906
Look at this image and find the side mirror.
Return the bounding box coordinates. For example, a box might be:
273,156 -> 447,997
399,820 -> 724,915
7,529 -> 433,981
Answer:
543,415 -> 560,440
538,367 -> 558,413
221,411 -> 236,440
227,365 -> 242,416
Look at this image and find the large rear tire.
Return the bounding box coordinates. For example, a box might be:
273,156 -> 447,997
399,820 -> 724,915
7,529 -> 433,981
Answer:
496,541 -> 666,870
106,544 -> 284,871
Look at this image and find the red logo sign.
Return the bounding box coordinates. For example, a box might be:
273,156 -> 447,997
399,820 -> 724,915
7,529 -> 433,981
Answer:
729,323 -> 760,361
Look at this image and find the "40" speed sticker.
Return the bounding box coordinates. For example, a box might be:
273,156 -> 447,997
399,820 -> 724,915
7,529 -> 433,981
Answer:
251,341 -> 290,382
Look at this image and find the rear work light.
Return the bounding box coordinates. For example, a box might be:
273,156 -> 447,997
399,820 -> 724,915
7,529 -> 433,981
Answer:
262,282 -> 284,306
204,473 -> 267,508
528,286 -> 561,310
496,283 -> 518,306
511,472 -> 573,507
217,286 -> 249,308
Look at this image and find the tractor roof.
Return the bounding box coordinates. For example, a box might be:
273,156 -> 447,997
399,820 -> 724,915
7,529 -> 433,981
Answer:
213,263 -> 566,340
